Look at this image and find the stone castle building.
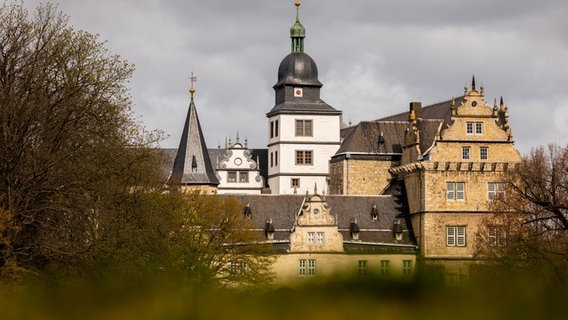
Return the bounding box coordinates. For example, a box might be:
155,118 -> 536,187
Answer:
167,2 -> 521,285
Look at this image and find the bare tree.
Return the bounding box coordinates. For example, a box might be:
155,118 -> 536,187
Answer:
476,144 -> 568,284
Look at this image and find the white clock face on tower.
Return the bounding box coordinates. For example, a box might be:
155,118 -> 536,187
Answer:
294,87 -> 303,97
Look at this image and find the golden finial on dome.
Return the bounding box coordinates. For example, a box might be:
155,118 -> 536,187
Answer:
189,87 -> 196,94
295,2 -> 301,7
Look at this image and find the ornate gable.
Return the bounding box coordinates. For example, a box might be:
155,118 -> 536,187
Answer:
289,188 -> 344,252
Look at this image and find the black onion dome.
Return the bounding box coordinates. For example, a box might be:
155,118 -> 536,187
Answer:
274,52 -> 322,88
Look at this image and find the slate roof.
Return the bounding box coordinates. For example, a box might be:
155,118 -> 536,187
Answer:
168,95 -> 219,186
335,121 -> 407,156
267,100 -> 341,117
221,192 -> 417,253
378,97 -> 463,125
334,97 -> 464,158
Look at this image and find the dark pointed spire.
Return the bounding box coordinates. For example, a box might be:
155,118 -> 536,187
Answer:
471,75 -> 476,90
290,2 -> 305,53
169,85 -> 219,186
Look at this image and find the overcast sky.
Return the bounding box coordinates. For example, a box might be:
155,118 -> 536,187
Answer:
23,0 -> 568,154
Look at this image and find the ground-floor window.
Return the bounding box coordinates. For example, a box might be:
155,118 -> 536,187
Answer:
358,260 -> 367,275
380,260 -> 390,275
299,259 -> 316,277
403,260 -> 412,275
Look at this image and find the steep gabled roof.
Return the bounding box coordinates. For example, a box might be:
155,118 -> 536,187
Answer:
335,121 -> 407,156
168,91 -> 219,186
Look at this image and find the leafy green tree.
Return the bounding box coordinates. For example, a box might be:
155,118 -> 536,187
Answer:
0,1 -> 165,275
475,143 -> 568,284
88,191 -> 274,288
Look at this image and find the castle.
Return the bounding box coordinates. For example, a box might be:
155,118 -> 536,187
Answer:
166,2 -> 521,285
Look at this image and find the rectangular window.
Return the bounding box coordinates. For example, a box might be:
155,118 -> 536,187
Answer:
380,260 -> 390,275
298,259 -> 306,276
307,232 -> 315,244
230,261 -> 248,276
358,260 -> 367,275
291,178 -> 300,188
270,152 -> 273,167
275,150 -> 278,166
476,122 -> 483,134
488,182 -> 506,200
316,232 -> 325,244
446,226 -> 466,247
480,147 -> 488,160
295,150 -> 313,165
270,121 -> 274,138
447,274 -> 467,287
228,171 -> 237,182
466,122 -> 473,134
462,147 -> 471,160
446,182 -> 465,201
239,171 -> 248,183
488,226 -> 507,247
275,120 -> 279,137
307,259 -> 316,276
295,119 -> 313,136
403,260 -> 412,275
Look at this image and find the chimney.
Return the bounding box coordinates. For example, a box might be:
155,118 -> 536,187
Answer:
409,102 -> 422,119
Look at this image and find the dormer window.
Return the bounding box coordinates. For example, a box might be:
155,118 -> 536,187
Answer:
371,204 -> 378,220
350,219 -> 360,241
243,204 -> 252,219
393,220 -> 403,241
265,219 -> 275,240
191,154 -> 198,173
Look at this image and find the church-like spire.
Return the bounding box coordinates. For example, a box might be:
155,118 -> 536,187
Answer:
169,84 -> 219,187
290,2 -> 305,53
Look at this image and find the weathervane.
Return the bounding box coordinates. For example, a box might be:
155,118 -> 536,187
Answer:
189,71 -> 197,94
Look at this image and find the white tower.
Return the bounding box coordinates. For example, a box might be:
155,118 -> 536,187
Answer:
266,3 -> 341,195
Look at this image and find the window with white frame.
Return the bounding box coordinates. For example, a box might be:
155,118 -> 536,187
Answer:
446,182 -> 465,201
307,232 -> 315,244
229,261 -> 248,276
239,171 -> 248,183
403,260 -> 413,275
480,147 -> 488,160
475,122 -> 483,134
295,119 -> 313,136
380,260 -> 390,275
488,182 -> 505,200
274,150 -> 278,166
316,232 -> 325,244
358,260 -> 367,275
295,150 -> 313,165
488,226 -> 507,247
466,122 -> 474,134
462,147 -> 471,160
270,152 -> 273,167
446,226 -> 466,247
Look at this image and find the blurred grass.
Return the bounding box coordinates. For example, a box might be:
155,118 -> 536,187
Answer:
1,271 -> 566,320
